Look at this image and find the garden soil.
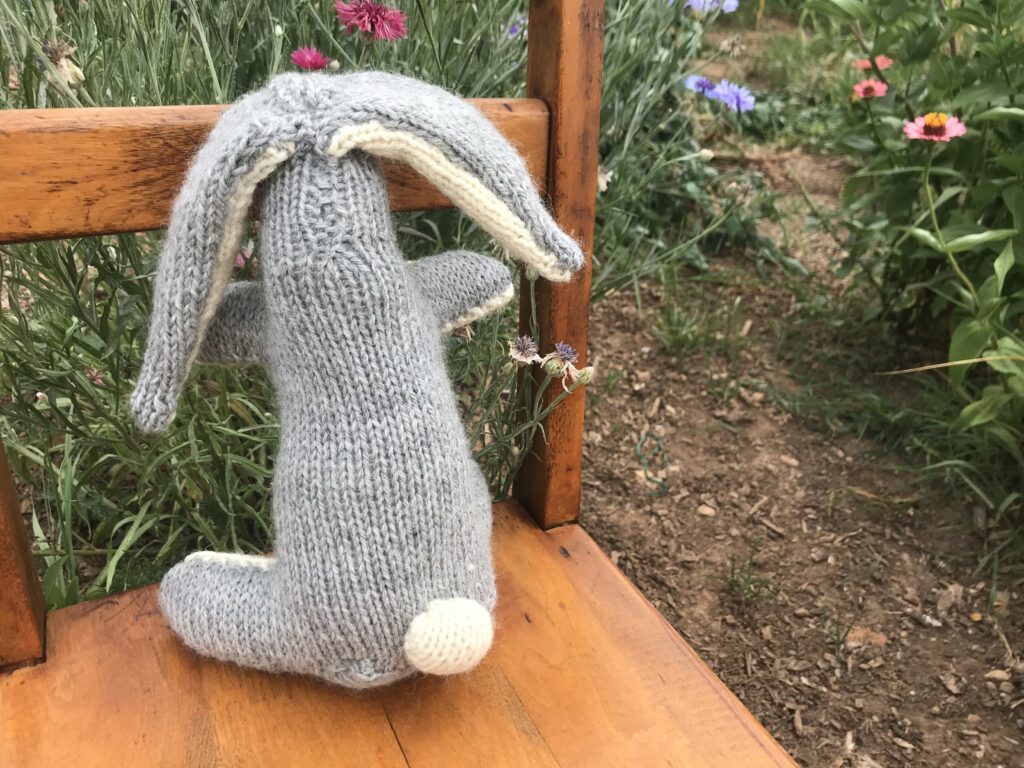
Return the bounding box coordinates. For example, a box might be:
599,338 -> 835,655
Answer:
580,149 -> 1024,767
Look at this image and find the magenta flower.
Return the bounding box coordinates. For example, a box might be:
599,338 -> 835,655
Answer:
290,47 -> 331,71
335,1 -> 408,41
903,113 -> 967,142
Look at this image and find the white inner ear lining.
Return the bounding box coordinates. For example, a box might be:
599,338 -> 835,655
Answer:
326,122 -> 570,284
188,143 -> 296,371
440,284 -> 515,335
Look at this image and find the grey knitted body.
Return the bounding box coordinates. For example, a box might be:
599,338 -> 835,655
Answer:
132,72 -> 584,688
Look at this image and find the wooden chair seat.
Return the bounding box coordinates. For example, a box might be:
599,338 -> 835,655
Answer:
0,502 -> 792,767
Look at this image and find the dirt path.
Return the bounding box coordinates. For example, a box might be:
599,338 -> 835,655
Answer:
579,153 -> 1024,767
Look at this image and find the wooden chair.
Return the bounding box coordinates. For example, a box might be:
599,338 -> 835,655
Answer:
0,2 -> 795,765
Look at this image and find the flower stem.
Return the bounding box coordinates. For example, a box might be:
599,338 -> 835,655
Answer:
922,147 -> 978,307
864,99 -> 886,151
413,0 -> 445,79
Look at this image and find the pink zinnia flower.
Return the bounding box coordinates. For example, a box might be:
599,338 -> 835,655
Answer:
852,79 -> 888,99
853,55 -> 893,71
290,47 -> 331,71
335,1 -> 408,41
903,112 -> 967,142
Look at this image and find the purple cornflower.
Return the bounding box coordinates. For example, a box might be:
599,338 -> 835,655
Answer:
684,0 -> 739,11
540,342 -> 589,391
709,80 -> 755,112
685,74 -> 715,95
507,16 -> 526,37
552,342 -> 578,365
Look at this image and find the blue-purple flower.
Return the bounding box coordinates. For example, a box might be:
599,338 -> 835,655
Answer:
507,16 -> 526,37
682,0 -> 739,12
685,74 -> 715,95
709,80 -> 755,112
552,342 -> 579,365
540,342 -> 591,391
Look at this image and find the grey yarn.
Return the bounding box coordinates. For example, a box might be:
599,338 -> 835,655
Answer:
131,72 -> 583,688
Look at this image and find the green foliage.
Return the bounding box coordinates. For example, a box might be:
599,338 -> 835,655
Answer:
807,0 -> 1024,539
592,1 -> 785,298
0,0 -> 776,606
654,273 -> 748,363
745,31 -> 847,149
716,540 -> 777,612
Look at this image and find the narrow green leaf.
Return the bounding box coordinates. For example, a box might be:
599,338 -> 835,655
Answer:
903,227 -> 944,252
945,229 -> 1018,254
826,0 -> 873,23
994,242 -> 1014,295
948,318 -> 991,388
955,387 -> 1012,429
973,107 -> 1024,121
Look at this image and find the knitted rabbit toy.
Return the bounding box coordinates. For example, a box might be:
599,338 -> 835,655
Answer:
131,72 -> 584,688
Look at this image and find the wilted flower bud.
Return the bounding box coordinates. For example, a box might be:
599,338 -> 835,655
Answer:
509,335 -> 542,366
543,359 -> 566,377
724,181 -> 754,206
575,366 -> 595,385
42,41 -> 85,89
328,59 -> 341,72
698,148 -> 715,162
274,24 -> 284,36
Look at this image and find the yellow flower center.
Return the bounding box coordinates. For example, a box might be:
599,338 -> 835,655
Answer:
923,112 -> 948,136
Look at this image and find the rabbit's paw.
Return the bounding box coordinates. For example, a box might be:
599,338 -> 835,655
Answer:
159,554 -> 296,674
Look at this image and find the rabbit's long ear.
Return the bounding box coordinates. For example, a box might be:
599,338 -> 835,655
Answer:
320,73 -> 585,283
131,91 -> 295,433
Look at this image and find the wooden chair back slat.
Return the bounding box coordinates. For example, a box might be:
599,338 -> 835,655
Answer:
515,0 -> 605,529
0,99 -> 549,244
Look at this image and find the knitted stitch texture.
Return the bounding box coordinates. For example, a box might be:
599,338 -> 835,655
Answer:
132,72 -> 585,688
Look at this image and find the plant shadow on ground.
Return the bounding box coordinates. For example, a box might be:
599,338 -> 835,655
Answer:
580,144 -> 1024,766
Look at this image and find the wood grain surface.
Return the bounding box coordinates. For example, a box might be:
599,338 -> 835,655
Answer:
0,444 -> 45,670
515,0 -> 605,529
0,502 -> 795,767
0,98 -> 549,243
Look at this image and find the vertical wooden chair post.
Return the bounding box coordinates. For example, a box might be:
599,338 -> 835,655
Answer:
0,444 -> 45,668
516,0 -> 605,529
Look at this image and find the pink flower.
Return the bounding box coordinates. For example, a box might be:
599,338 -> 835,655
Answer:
290,47 -> 331,71
853,55 -> 893,71
84,367 -> 103,385
234,248 -> 253,269
852,79 -> 888,99
335,1 -> 408,41
903,112 -> 967,142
